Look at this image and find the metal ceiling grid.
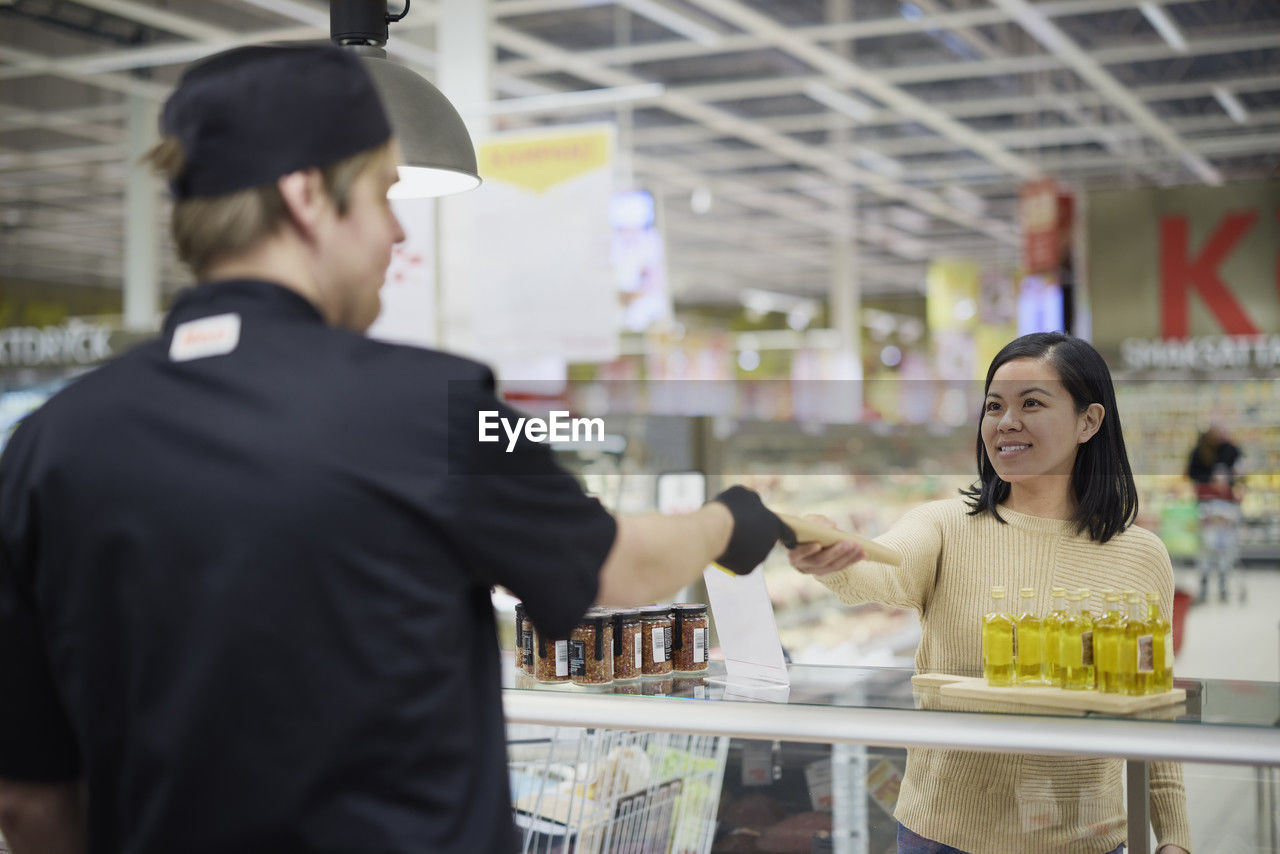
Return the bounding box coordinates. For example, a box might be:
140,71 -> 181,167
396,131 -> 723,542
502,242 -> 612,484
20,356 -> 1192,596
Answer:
0,0 -> 1276,306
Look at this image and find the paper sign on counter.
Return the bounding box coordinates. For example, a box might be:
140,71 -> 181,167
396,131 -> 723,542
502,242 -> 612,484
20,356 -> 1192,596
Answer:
702,566 -> 789,686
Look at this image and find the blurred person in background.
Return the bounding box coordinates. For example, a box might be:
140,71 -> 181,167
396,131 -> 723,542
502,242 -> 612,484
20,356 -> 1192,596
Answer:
1186,422 -> 1243,603
788,332 -> 1189,854
0,44 -> 790,854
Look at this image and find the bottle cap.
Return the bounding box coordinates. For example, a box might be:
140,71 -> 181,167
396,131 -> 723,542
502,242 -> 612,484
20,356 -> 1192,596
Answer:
1104,591 -> 1122,602
1019,587 -> 1035,598
990,585 -> 1006,597
1067,590 -> 1083,601
1051,587 -> 1067,597
1145,591 -> 1160,602
1077,587 -> 1092,598
1125,591 -> 1142,604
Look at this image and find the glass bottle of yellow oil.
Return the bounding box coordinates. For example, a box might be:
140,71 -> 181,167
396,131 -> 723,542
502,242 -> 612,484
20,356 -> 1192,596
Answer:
1015,587 -> 1045,685
1120,591 -> 1148,696
1044,587 -> 1068,687
1077,588 -> 1095,686
1095,591 -> 1124,693
1144,591 -> 1173,694
982,586 -> 1016,687
1060,590 -> 1095,690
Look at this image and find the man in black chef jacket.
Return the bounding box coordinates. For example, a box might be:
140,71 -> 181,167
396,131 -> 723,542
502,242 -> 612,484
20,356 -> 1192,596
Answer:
0,45 -> 790,854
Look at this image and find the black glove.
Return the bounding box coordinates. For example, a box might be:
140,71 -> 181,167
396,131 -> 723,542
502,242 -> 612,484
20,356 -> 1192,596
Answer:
709,486 -> 797,575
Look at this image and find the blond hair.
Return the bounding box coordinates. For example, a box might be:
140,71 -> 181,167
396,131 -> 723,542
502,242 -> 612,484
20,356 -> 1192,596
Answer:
144,138 -> 393,277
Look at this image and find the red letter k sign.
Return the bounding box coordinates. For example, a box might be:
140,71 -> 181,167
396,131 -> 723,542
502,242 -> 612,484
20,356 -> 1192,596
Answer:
1160,212 -> 1260,338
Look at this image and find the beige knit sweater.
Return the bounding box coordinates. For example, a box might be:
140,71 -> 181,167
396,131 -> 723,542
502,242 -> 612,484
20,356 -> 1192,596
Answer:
816,497 -> 1191,854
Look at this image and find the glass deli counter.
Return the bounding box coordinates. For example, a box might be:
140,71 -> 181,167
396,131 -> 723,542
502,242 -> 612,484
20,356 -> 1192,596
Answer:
503,661 -> 1280,854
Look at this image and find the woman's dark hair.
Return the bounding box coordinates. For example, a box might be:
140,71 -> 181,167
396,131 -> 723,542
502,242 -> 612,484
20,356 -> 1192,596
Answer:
960,332 -> 1137,543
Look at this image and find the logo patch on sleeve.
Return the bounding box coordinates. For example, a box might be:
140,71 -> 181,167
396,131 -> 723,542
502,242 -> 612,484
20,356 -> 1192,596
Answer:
169,313 -> 241,362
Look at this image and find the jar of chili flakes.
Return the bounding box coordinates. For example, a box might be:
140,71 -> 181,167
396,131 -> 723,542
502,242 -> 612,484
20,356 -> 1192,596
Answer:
570,608 -> 613,686
672,603 -> 709,673
611,608 -> 641,681
639,605 -> 673,676
514,603 -> 530,674
533,627 -> 570,684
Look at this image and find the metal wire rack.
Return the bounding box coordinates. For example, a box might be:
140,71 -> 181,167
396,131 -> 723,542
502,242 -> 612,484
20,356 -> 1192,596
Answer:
509,725 -> 729,854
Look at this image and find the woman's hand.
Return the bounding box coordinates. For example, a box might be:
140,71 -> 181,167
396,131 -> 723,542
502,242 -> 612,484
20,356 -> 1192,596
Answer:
786,514 -> 865,577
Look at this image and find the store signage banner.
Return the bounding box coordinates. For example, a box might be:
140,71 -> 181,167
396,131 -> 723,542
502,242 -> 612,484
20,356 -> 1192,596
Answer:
445,124 -> 620,370
1086,180 -> 1280,357
1019,178 -> 1062,274
0,319 -> 113,368
1120,333 -> 1280,371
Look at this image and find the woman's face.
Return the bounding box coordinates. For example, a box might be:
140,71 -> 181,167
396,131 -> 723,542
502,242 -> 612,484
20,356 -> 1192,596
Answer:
981,357 -> 1102,483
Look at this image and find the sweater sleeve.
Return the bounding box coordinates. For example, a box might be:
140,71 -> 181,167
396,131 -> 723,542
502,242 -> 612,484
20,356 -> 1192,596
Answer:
1151,760 -> 1191,852
815,501 -> 945,612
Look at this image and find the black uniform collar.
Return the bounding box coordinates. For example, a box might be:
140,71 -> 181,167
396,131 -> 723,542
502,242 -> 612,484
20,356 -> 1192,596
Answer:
165,279 -> 326,334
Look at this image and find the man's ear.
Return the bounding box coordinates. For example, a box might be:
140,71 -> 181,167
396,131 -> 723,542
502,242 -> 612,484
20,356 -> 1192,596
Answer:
1079,402 -> 1104,443
276,169 -> 328,242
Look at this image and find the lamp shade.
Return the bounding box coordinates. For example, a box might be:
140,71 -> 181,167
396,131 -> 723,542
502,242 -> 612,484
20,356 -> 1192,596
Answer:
351,46 -> 480,198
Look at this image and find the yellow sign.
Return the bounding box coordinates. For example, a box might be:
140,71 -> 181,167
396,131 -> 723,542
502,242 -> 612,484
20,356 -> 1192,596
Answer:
926,259 -> 981,333
478,127 -> 612,194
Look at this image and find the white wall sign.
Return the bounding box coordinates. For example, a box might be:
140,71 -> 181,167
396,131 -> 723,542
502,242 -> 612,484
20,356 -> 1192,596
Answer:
444,124 -> 621,367
368,197 -> 436,348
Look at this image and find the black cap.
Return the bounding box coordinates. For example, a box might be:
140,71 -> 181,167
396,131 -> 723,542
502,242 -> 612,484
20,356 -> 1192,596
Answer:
160,44 -> 393,199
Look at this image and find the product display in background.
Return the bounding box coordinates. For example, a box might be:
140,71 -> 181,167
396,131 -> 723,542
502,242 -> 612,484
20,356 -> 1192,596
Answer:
1117,379 -> 1280,559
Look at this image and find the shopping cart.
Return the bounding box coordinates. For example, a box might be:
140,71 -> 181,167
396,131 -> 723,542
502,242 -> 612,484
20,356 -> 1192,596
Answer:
509,726 -> 729,854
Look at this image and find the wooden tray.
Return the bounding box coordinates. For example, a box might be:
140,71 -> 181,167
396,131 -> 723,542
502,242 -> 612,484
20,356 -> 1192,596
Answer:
911,673 -> 1186,714
774,512 -> 903,566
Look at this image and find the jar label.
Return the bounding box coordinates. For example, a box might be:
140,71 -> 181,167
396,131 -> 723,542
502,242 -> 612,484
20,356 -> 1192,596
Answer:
555,640 -> 568,677
1164,632 -> 1174,668
634,631 -> 642,669
1081,631 -> 1093,666
652,627 -> 667,663
694,627 -> 706,663
569,640 -> 586,677
521,629 -> 533,670
1137,634 -> 1154,673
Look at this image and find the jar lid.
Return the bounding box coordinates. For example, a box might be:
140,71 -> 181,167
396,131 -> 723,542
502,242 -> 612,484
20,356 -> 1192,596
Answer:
579,608 -> 611,628
585,607 -> 612,617
672,603 -> 707,615
639,604 -> 672,618
515,603 -> 525,615
611,607 -> 641,619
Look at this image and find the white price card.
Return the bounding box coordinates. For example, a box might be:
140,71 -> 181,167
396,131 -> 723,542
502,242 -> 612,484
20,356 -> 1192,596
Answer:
741,741 -> 774,788
866,759 -> 903,817
805,758 -> 833,812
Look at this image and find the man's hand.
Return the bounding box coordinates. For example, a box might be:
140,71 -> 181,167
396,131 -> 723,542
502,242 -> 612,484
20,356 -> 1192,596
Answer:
0,778 -> 84,854
786,514 -> 866,577
709,486 -> 794,575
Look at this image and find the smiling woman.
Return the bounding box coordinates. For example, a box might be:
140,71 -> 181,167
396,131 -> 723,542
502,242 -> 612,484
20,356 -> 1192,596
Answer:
786,332 -> 1190,854
965,332 -> 1137,544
